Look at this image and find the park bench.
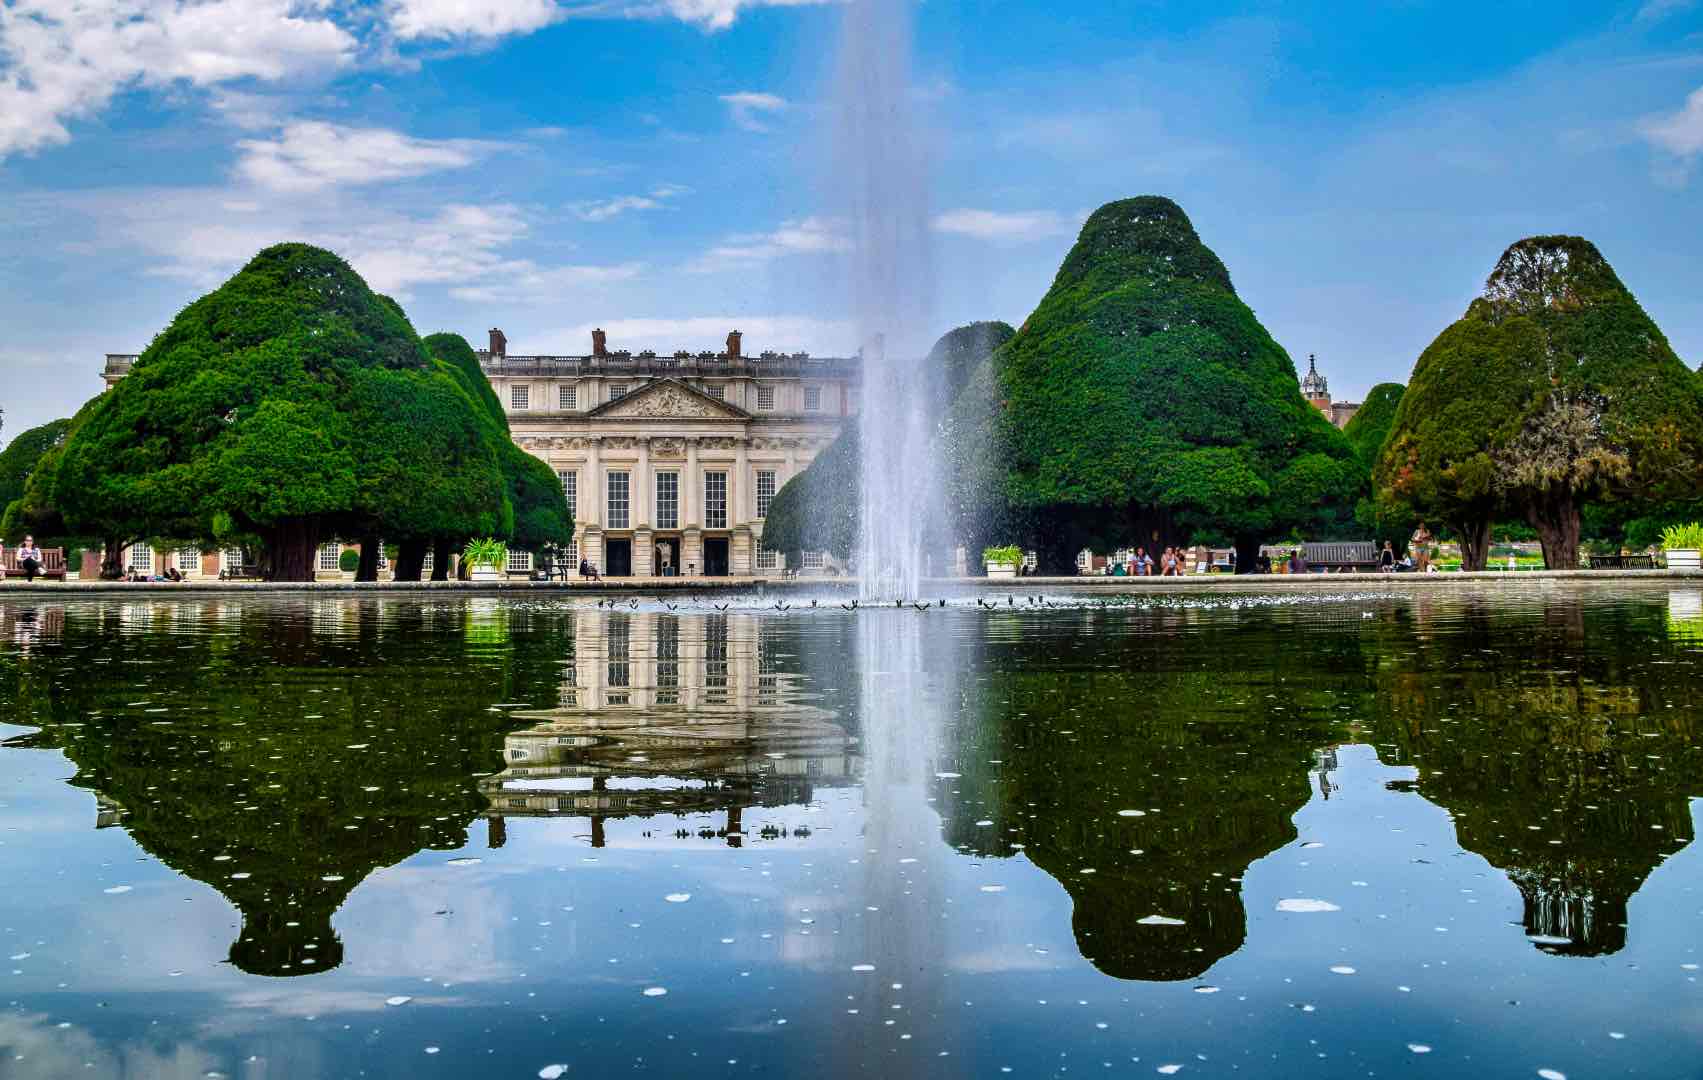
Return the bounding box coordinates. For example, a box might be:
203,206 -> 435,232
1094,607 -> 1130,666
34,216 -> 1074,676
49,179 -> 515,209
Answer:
1301,542 -> 1379,573
1,548 -> 67,580
1589,554 -> 1656,570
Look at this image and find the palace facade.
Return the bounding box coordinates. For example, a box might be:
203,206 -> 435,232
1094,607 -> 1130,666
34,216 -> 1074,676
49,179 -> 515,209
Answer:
101,327 -> 859,579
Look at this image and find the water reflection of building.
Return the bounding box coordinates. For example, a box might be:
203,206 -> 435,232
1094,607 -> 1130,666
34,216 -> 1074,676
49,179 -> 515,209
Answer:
483,611 -> 860,845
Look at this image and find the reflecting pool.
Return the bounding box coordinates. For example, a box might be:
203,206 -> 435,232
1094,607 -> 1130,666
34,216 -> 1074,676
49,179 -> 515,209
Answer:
1,585 -> 1700,1078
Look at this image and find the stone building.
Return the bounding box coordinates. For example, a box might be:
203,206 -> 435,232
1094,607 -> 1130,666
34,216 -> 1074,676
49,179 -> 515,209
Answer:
480,328 -> 858,578
101,327 -> 858,579
1300,354 -> 1360,429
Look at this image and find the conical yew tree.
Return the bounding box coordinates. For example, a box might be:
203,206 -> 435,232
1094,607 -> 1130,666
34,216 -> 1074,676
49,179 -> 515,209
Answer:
1377,236 -> 1703,570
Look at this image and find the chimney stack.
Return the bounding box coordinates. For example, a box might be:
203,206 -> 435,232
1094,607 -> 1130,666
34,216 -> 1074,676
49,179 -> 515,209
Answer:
488,328 -> 507,359
591,328 -> 608,358
726,330 -> 742,359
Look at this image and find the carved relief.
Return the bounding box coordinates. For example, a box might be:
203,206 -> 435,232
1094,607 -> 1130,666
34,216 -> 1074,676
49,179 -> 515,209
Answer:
603,383 -> 737,420
652,437 -> 686,458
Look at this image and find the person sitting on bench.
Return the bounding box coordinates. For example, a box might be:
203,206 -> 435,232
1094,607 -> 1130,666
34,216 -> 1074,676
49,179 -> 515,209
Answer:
17,536 -> 42,582
579,558 -> 601,582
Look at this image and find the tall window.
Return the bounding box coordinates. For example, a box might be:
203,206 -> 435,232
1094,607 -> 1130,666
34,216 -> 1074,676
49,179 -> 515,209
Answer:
756,548 -> 780,571
755,470 -> 776,518
176,547 -> 200,571
559,384 -> 577,410
558,471 -> 577,521
422,548 -> 435,573
804,385 -> 822,412
608,383 -> 629,402
704,471 -> 728,529
607,471 -> 630,529
756,384 -> 775,411
655,472 -> 679,529
221,548 -> 245,572
704,384 -> 725,401
318,543 -> 341,571
510,385 -> 530,410
127,543 -> 153,574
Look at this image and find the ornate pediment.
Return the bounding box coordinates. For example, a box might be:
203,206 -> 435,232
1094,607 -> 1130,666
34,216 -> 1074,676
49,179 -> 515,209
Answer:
590,379 -> 748,421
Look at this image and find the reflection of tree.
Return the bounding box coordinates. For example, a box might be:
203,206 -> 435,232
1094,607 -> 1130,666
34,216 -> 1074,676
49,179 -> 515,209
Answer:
1368,596 -> 1702,956
941,608 -> 1340,982
1,599 -> 568,977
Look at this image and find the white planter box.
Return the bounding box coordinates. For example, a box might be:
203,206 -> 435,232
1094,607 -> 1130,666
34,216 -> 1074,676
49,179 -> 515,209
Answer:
986,563 -> 1017,579
1669,549 -> 1701,571
469,566 -> 503,582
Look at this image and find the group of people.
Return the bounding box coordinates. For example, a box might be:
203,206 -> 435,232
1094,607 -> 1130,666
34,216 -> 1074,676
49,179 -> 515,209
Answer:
1107,546 -> 1189,577
0,536 -> 45,581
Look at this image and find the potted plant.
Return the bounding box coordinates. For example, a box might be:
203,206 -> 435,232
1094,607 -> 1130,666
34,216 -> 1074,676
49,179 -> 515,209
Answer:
983,544 -> 1022,579
1662,523 -> 1703,571
337,547 -> 359,579
462,537 -> 509,582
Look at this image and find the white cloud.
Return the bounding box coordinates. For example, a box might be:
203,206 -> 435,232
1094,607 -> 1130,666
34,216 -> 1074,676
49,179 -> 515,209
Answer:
720,90 -> 788,132
235,121 -> 506,192
570,183 -> 691,222
1641,85 -> 1703,173
389,0 -> 563,41
621,0 -> 833,32
1636,0 -> 1695,20
0,0 -> 354,159
544,315 -> 854,356
689,215 -> 848,270
932,208 -> 1079,242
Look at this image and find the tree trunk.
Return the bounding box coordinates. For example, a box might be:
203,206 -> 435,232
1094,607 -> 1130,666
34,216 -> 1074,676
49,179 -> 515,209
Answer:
1233,535 -> 1262,575
394,538 -> 428,582
264,518 -> 318,582
355,536 -> 381,582
1528,494 -> 1582,570
1031,528 -> 1081,576
100,538 -> 126,580
1451,517 -> 1493,572
430,537 -> 453,581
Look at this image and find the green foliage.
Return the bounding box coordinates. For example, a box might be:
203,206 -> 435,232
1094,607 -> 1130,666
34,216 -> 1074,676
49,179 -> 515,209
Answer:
1377,236 -> 1703,569
1661,522 -> 1703,550
337,548 -> 359,573
1341,383 -> 1404,470
463,536 -> 508,569
41,246 -> 522,578
0,418 -> 71,521
950,196 -> 1364,565
981,544 -> 1022,565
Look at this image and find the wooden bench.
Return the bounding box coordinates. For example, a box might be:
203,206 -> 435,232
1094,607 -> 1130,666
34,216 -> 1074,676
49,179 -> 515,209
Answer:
1301,542 -> 1379,573
1,548 -> 67,580
1589,554 -> 1656,570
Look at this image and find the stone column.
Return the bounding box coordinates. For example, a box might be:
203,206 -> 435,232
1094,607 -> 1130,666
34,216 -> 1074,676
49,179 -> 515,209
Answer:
585,436 -> 603,528
683,437 -> 702,576
636,437 -> 652,528
734,439 -> 749,528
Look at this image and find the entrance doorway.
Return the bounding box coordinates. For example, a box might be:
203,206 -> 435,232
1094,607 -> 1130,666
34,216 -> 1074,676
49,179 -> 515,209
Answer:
605,539 -> 632,577
703,538 -> 730,577
654,538 -> 680,577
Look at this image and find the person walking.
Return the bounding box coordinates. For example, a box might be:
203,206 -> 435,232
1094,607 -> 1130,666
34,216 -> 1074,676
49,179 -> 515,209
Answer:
17,536 -> 42,582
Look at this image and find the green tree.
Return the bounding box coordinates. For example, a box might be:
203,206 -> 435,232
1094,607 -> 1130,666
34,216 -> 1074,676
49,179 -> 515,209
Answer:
0,418 -> 71,521
949,197 -> 1363,571
761,322 -> 1013,561
45,245 -> 521,580
1378,237 -> 1703,570
1340,384 -> 1415,549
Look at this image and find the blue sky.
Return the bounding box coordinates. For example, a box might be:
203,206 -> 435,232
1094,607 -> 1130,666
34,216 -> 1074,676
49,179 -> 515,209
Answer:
2,0 -> 1701,438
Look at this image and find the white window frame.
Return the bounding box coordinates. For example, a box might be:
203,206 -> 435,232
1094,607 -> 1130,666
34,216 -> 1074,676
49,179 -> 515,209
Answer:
510,385 -> 530,410
558,384 -> 577,410
506,549 -> 533,573
127,542 -> 153,573
422,548 -> 435,573
558,471 -> 577,521
802,550 -> 825,571
756,549 -> 780,571
755,470 -> 776,518
608,383 -> 629,402
704,471 -> 728,530
655,471 -> 679,530
221,548 -> 245,572
318,543 -> 341,571
804,385 -> 822,412
704,384 -> 725,401
607,471 -> 630,530
756,384 -> 775,411
563,540 -> 578,567
176,547 -> 200,572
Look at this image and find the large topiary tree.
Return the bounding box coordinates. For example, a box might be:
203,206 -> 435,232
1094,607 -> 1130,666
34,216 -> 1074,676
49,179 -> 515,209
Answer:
761,322 -> 1014,563
1377,236 -> 1703,570
1340,383 -> 1415,550
48,244 -> 517,580
950,196 -> 1363,572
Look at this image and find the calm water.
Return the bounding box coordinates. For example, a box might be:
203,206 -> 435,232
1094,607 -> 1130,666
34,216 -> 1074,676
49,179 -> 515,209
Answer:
1,586 -> 1700,1079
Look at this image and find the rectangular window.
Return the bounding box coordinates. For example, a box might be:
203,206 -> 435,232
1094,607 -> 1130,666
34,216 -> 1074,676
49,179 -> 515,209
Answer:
221,548 -> 245,571
607,471 -> 630,529
318,543 -> 341,571
176,547 -> 200,571
655,472 -> 679,529
127,542 -> 153,573
756,384 -> 775,411
804,386 -> 822,412
756,548 -> 780,571
563,540 -> 578,568
559,384 -> 577,410
802,550 -> 825,571
608,383 -> 628,402
506,549 -> 533,573
510,385 -> 530,410
607,616 -> 630,689
704,384 -> 725,401
558,471 -> 577,521
755,470 -> 776,518
704,471 -> 728,529
422,548 -> 434,573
